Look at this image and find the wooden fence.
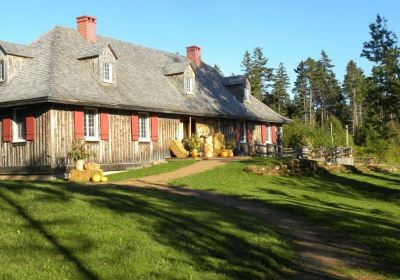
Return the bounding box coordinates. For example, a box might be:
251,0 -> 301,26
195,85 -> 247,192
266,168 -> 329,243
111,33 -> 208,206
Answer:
256,144 -> 353,162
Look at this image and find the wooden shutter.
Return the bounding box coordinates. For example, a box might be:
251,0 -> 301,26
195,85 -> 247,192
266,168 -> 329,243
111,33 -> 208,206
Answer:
131,114 -> 139,141
271,125 -> 277,144
25,111 -> 35,141
2,116 -> 12,142
150,116 -> 159,141
74,109 -> 84,140
261,124 -> 267,143
100,112 -> 109,140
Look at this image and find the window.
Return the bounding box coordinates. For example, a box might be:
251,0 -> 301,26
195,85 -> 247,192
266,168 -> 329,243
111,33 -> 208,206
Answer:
184,76 -> 193,94
12,108 -> 26,142
139,113 -> 150,142
239,121 -> 246,144
103,62 -> 113,83
0,60 -> 5,82
84,108 -> 99,141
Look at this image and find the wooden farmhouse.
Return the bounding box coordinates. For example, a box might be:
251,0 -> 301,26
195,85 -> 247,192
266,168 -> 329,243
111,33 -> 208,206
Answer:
0,15 -> 289,175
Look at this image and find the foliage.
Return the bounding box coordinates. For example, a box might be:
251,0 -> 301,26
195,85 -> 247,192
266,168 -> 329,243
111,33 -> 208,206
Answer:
283,117 -> 352,148
225,138 -> 236,150
173,157 -> 400,278
241,47 -> 273,101
0,179 -> 296,279
265,63 -> 291,115
187,135 -> 201,151
67,140 -> 95,162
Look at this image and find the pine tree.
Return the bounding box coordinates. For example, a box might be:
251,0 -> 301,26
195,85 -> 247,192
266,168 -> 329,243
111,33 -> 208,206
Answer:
361,14 -> 400,125
241,48 -> 273,101
213,64 -> 224,76
266,63 -> 290,115
343,60 -> 367,135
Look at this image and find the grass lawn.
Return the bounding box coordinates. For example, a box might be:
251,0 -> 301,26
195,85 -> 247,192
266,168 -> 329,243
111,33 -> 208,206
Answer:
0,179 -> 296,280
172,157 -> 400,279
106,160 -> 195,182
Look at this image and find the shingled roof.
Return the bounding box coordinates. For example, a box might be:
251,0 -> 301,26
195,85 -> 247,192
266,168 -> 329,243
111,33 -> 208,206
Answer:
0,26 -> 288,123
0,41 -> 33,58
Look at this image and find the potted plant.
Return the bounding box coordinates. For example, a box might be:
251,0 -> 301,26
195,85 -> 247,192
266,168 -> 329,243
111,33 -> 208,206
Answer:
188,135 -> 201,158
225,139 -> 236,157
68,140 -> 95,170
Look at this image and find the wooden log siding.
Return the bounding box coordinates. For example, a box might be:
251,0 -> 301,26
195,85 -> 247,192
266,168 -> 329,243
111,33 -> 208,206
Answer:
0,105 -> 51,167
50,104 -> 178,167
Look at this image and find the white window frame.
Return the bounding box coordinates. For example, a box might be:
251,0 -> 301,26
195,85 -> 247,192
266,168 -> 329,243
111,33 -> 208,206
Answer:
138,112 -> 151,142
239,121 -> 247,144
84,108 -> 99,141
265,124 -> 272,144
12,107 -> 26,143
103,62 -> 113,83
0,60 -> 5,82
184,76 -> 193,94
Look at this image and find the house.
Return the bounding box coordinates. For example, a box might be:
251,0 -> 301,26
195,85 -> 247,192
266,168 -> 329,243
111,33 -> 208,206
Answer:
0,15 -> 289,175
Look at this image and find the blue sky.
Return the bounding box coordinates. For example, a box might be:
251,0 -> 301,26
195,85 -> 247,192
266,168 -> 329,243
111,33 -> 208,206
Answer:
1,0 -> 399,91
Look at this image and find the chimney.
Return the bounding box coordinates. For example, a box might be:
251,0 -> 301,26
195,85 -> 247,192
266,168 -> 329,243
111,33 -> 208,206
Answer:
186,45 -> 201,66
76,15 -> 97,43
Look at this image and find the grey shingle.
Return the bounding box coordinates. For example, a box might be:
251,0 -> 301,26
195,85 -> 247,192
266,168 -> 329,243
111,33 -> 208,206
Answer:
0,27 -> 289,123
0,41 -> 33,57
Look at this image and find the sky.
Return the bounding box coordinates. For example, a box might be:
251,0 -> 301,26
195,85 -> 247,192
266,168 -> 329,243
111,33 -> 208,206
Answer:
1,0 -> 399,92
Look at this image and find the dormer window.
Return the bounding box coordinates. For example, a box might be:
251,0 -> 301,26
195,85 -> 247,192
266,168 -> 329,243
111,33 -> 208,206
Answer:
184,76 -> 193,94
103,62 -> 113,83
0,60 -> 5,82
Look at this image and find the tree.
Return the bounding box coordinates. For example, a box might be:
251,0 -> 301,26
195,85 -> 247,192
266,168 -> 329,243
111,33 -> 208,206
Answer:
361,14 -> 400,125
266,63 -> 290,115
213,64 -> 224,76
292,61 -> 310,122
343,60 -> 367,135
241,47 -> 273,101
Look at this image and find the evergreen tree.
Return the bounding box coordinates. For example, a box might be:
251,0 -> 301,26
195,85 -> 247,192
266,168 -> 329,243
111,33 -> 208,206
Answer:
361,14 -> 400,125
343,60 -> 367,135
266,63 -> 290,115
292,61 -> 310,122
213,64 -> 224,76
241,47 -> 273,101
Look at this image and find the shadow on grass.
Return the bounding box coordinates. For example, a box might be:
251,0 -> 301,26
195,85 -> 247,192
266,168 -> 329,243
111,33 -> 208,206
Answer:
0,180 -> 296,280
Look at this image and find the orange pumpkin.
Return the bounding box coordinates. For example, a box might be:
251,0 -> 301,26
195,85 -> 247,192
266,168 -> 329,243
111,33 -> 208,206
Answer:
221,151 -> 228,158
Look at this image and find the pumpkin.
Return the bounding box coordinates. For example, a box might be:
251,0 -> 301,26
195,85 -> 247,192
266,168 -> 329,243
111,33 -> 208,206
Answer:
91,174 -> 101,182
221,151 -> 228,158
101,176 -> 108,182
191,149 -> 198,158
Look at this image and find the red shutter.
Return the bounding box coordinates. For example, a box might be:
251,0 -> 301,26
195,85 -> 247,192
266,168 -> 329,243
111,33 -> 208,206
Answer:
131,114 -> 139,141
261,124 -> 267,143
25,111 -> 35,141
247,128 -> 252,143
150,116 -> 159,141
74,110 -> 84,140
100,112 -> 109,140
2,117 -> 12,142
236,121 -> 240,141
271,125 -> 277,144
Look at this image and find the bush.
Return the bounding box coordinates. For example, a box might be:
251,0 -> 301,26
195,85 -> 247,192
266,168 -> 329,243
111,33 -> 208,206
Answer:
283,117 -> 352,148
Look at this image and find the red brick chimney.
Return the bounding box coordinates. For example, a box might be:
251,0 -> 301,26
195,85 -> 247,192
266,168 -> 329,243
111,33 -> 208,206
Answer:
186,46 -> 201,66
76,15 -> 97,43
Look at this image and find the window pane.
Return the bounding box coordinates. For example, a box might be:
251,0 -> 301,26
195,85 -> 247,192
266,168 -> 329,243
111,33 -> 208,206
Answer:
139,115 -> 148,139
104,63 -> 110,81
0,61 -> 4,80
84,109 -> 97,138
14,109 -> 26,140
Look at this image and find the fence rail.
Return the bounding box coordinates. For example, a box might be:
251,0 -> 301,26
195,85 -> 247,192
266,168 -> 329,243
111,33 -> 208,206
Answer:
256,144 -> 353,162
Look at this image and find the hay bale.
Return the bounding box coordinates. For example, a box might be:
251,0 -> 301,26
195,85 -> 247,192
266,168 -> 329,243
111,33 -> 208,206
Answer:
69,169 -> 103,183
84,162 -> 101,170
169,140 -> 189,158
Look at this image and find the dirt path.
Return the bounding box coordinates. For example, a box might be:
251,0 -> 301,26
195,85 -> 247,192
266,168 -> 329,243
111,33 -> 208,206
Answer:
117,159 -> 376,280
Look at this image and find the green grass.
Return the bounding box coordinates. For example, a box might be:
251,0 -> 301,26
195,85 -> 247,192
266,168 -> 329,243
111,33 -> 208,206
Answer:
106,160 -> 196,182
172,157 -> 400,279
0,179 -> 296,280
